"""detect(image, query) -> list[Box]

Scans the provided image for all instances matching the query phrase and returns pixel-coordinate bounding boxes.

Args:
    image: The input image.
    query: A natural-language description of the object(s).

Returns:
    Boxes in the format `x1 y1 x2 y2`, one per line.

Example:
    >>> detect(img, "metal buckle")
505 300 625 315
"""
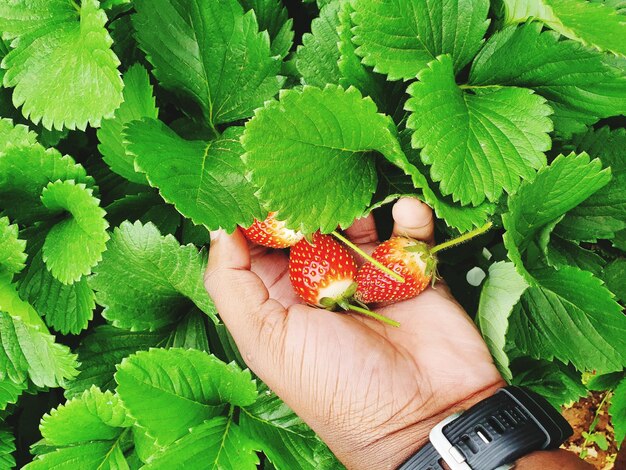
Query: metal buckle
429 412 471 470
429 412 514 470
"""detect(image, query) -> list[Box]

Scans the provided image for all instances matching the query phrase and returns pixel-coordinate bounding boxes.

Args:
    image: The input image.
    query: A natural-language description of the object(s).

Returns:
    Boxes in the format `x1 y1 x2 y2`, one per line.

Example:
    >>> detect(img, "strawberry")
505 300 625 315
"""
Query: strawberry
355 222 494 304
242 212 304 248
289 232 358 308
355 237 436 304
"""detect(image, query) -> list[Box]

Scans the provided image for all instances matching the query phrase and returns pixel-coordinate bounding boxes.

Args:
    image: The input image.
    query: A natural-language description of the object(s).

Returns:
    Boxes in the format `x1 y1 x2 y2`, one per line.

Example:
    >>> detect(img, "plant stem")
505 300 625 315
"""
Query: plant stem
348 304 400 328
430 221 493 255
579 391 612 458
332 231 405 283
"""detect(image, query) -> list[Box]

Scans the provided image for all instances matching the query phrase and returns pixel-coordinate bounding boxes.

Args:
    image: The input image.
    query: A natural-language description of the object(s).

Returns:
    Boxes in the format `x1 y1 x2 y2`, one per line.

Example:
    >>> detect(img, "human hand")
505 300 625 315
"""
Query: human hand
205 199 505 469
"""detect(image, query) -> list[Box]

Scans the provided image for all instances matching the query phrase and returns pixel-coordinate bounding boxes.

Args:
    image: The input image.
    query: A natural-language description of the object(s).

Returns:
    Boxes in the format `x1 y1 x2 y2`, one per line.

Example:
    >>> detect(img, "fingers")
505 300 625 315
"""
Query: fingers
205 229 288 369
392 198 435 243
344 213 379 245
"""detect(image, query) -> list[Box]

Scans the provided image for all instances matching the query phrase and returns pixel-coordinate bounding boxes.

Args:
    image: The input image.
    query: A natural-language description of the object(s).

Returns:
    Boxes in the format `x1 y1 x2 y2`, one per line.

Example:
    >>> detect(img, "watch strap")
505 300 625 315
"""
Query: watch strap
398 386 573 470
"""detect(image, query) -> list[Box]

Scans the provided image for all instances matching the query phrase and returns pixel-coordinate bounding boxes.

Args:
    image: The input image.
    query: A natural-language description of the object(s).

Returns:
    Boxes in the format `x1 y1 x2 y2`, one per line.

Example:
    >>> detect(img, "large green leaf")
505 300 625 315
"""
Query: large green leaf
499 0 626 56
406 55 553 206
115 348 257 446
40 181 109 284
240 385 341 470
502 153 611 277
242 85 412 233
476 262 529 381
296 2 342 87
352 0 490 80
0 278 78 388
508 266 626 373
133 0 284 128
556 127 626 241
0 0 123 130
125 120 263 232
0 217 26 280
98 64 158 185
144 417 259 469
469 23 626 136
90 221 215 331
0 141 93 226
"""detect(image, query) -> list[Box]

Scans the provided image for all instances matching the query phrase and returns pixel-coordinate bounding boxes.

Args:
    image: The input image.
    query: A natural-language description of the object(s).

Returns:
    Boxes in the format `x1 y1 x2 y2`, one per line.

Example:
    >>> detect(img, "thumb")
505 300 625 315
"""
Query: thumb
204 229 287 371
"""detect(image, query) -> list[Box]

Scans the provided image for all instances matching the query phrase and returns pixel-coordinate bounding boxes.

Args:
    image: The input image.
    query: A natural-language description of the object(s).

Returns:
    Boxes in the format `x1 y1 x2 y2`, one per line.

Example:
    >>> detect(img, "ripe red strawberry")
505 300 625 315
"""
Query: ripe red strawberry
355 237 436 304
242 212 304 248
289 233 358 308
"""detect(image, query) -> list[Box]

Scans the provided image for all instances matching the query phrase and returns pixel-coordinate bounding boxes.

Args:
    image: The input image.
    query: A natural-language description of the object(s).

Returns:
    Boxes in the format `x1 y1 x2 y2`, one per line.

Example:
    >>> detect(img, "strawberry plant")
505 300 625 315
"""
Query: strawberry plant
0 0 625 468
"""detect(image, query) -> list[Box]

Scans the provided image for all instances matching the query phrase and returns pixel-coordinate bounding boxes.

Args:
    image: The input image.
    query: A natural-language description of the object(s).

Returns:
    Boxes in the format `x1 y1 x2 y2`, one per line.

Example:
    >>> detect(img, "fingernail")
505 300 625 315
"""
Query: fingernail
209 229 224 243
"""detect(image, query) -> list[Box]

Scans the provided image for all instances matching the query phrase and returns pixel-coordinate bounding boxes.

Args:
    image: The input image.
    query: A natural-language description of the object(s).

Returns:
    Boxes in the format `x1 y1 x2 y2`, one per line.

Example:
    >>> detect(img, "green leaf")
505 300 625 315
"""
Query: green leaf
65 326 165 399
476 262 529 381
556 127 626 241
587 371 625 391
40 387 133 447
511 358 586 408
115 348 257 446
242 85 409 233
502 153 611 277
545 236 606 277
40 180 109 284
144 417 259 469
499 0 626 56
90 221 215 331
0 141 93 226
508 266 626 373
352 0 490 80
396 131 495 231
125 120 263 232
98 64 158 185
240 385 340 470
239 0 294 58
406 55 553 206
24 440 132 470
133 0 284 128
469 23 626 137
0 378 27 411
18 250 95 335
604 259 626 303
0 0 123 130
0 278 78 388
296 2 342 87
0 426 15 469
0 118 38 151
611 377 626 446
0 217 26 280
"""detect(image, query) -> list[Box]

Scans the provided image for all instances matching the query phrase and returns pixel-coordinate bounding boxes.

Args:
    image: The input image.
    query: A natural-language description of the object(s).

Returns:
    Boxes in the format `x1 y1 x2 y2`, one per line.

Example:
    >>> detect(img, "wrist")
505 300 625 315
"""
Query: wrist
514 449 593 469
344 381 505 470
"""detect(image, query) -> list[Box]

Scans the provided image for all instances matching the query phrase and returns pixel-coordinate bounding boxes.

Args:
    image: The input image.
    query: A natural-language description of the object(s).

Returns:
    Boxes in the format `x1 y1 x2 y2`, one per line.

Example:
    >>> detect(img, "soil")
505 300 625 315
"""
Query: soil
562 392 624 469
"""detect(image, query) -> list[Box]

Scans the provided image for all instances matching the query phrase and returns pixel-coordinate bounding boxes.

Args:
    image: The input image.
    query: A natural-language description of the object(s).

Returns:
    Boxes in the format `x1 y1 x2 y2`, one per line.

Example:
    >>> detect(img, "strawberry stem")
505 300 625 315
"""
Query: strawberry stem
331 231 405 283
430 221 493 255
348 304 400 328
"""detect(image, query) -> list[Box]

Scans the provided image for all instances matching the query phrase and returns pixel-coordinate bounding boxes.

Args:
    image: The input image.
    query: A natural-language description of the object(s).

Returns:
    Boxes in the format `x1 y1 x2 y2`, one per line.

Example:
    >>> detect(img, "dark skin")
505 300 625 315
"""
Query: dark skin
205 198 591 470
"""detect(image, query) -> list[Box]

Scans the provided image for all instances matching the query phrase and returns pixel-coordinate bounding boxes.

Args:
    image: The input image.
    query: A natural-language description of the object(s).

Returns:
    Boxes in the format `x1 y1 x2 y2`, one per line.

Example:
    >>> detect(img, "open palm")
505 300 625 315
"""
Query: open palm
205 199 504 469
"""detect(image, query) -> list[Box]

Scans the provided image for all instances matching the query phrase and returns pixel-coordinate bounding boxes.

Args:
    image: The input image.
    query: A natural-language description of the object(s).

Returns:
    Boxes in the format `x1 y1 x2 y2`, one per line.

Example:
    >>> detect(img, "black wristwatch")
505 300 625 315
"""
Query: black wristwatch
397 386 573 470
